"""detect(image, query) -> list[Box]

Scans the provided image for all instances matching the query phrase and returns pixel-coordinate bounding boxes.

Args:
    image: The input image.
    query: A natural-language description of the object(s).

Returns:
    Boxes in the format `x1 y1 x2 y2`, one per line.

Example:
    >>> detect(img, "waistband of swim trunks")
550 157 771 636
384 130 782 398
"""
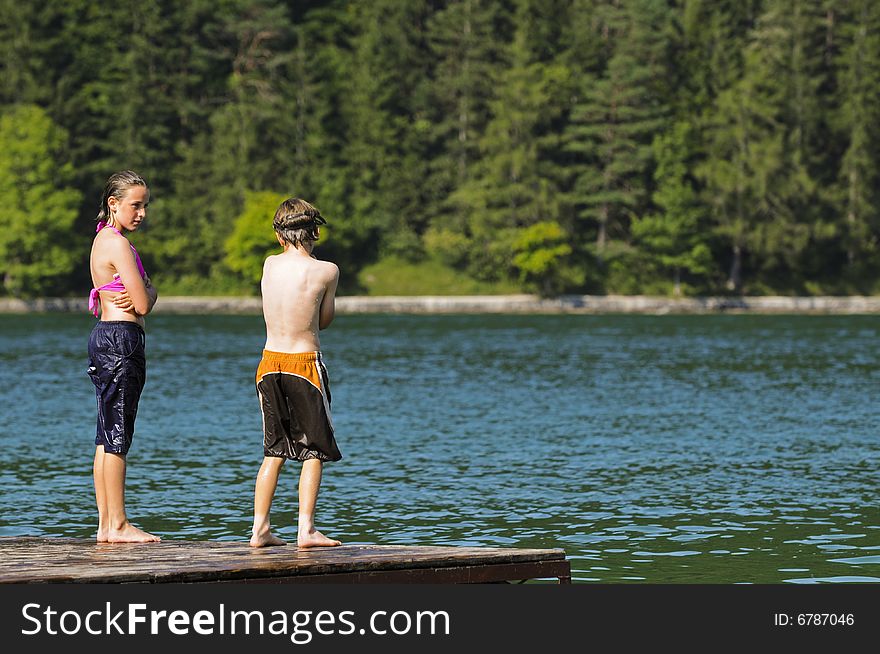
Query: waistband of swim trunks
93 320 145 334
261 349 321 363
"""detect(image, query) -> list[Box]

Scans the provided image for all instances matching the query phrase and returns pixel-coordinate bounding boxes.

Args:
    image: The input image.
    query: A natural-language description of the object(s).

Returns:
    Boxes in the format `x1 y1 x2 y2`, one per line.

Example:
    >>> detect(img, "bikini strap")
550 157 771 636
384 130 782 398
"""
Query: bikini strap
131 245 146 278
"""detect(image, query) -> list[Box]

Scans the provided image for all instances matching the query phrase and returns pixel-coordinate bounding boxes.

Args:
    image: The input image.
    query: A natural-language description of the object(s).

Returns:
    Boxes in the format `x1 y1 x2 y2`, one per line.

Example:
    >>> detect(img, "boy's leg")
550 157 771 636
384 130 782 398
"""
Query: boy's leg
297 459 341 548
250 456 287 547
102 452 161 543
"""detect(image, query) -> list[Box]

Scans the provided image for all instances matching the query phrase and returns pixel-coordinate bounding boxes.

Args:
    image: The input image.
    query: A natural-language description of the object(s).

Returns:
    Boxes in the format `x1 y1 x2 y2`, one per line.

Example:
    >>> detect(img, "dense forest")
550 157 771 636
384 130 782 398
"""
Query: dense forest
1 0 879 297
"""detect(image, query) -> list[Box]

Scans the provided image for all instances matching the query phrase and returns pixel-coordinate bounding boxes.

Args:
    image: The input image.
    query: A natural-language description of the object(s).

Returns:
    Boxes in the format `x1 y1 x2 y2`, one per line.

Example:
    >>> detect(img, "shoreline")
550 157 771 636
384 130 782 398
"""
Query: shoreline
2 294 880 314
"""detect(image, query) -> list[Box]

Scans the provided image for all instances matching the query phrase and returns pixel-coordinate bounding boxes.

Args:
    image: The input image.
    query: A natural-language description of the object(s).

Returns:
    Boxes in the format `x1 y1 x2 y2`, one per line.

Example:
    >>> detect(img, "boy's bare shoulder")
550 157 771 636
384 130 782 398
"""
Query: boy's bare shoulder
263 252 283 269
314 258 339 279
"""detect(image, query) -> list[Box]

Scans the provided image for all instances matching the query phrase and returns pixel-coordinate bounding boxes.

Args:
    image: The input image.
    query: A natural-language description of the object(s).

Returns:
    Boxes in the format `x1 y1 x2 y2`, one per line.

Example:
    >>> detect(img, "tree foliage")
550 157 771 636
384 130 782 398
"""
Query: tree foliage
224 191 288 286
1 0 879 298
0 105 83 296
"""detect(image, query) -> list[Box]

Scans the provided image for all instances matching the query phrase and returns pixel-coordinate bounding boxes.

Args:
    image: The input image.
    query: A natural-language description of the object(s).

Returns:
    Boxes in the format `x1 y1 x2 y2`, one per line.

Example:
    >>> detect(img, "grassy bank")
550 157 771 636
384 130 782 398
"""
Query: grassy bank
357 256 521 295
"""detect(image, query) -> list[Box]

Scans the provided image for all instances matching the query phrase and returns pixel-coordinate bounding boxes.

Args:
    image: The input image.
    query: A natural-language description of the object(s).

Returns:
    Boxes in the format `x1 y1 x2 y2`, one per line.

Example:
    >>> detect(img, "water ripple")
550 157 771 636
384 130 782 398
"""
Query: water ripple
1 313 878 583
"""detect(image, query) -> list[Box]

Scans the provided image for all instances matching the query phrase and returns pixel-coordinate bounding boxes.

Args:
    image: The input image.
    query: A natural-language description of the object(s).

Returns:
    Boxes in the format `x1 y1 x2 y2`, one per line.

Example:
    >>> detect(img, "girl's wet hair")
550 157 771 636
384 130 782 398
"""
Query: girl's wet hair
96 170 148 226
273 198 326 249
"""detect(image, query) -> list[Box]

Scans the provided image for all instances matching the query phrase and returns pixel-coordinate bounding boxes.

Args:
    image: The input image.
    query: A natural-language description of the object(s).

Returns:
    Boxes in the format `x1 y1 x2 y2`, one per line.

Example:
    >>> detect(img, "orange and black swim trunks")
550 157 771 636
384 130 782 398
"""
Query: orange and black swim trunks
256 350 342 462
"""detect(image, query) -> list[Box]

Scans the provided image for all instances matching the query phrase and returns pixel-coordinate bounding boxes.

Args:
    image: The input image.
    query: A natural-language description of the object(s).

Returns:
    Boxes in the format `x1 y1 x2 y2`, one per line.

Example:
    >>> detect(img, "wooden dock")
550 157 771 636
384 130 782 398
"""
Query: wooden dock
0 537 571 584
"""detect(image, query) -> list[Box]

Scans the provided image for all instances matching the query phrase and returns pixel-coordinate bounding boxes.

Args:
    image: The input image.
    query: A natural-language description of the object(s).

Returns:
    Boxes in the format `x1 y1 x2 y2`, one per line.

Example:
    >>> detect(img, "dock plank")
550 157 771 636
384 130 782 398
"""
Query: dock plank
0 537 571 584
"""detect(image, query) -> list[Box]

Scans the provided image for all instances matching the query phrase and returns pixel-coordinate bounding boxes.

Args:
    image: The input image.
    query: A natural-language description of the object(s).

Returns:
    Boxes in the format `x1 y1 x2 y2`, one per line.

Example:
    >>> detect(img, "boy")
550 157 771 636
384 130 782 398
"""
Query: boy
249 198 342 548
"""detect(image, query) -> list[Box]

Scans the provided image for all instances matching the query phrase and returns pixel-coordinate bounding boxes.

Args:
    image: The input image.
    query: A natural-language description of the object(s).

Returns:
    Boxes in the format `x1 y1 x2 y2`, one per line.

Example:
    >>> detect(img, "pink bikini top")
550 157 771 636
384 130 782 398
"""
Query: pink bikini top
88 223 147 317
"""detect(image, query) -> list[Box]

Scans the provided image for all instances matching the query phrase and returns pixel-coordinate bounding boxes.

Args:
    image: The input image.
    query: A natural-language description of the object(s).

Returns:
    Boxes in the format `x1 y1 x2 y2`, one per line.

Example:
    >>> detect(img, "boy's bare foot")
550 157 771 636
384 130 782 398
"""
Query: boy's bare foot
249 530 287 548
297 528 341 548
107 522 161 543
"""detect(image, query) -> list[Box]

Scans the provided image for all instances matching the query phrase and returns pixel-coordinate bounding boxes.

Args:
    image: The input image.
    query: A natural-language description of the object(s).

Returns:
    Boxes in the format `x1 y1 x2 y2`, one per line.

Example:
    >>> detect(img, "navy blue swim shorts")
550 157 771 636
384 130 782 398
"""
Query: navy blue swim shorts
87 321 146 455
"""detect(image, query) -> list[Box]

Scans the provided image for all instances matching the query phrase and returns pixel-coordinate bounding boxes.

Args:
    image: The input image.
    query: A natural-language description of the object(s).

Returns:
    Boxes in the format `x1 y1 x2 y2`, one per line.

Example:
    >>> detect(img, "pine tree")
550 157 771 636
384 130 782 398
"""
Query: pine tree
128 0 293 291
0 0 51 105
559 0 607 76
676 0 763 113
836 0 880 278
187 0 293 281
631 121 711 295
563 0 668 258
281 1 388 278
698 0 828 292
340 0 435 264
451 1 570 286
425 0 509 193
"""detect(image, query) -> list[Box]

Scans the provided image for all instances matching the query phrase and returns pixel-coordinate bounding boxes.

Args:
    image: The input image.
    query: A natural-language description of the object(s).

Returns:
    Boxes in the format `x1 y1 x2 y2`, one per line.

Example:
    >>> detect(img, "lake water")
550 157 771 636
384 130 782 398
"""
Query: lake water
0 312 878 583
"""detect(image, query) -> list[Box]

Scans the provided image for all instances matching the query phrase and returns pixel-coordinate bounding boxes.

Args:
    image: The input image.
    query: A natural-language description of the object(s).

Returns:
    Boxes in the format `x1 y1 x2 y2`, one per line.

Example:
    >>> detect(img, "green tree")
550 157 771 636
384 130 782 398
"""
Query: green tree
451 5 570 285
425 0 509 192
340 0 436 262
207 0 294 220
39 1 186 194
148 0 294 289
224 190 288 286
560 0 608 76
0 105 83 296
675 0 763 114
836 0 880 277
698 77 779 293
563 0 668 257
0 0 53 106
275 1 367 286
632 122 712 295
698 1 826 292
512 220 583 295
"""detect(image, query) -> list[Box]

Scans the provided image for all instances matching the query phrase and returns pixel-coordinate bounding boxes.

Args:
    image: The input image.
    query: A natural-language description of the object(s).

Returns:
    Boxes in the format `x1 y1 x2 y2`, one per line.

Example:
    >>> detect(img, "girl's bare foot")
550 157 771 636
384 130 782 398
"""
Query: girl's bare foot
107 522 161 543
96 528 109 543
297 528 341 548
250 529 287 548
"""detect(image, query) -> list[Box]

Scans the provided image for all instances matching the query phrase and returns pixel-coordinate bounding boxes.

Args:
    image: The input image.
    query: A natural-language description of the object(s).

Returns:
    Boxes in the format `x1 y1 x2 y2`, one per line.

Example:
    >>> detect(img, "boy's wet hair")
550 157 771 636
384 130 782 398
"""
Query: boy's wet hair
273 198 326 249
97 170 148 226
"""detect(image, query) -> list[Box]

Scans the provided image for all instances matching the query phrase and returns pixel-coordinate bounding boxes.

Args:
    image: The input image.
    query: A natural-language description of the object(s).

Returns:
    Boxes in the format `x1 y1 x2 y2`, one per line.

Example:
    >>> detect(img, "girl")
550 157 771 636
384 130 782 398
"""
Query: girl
86 170 159 543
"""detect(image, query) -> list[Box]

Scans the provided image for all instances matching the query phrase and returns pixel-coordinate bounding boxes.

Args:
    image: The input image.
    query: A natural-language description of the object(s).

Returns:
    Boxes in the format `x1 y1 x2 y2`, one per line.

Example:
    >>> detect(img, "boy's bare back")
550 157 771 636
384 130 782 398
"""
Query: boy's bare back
261 249 339 353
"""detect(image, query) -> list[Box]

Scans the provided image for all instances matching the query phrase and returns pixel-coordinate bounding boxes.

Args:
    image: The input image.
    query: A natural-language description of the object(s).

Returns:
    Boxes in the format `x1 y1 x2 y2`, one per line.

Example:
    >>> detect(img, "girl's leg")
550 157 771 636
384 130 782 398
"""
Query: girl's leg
102 452 160 543
93 445 108 542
